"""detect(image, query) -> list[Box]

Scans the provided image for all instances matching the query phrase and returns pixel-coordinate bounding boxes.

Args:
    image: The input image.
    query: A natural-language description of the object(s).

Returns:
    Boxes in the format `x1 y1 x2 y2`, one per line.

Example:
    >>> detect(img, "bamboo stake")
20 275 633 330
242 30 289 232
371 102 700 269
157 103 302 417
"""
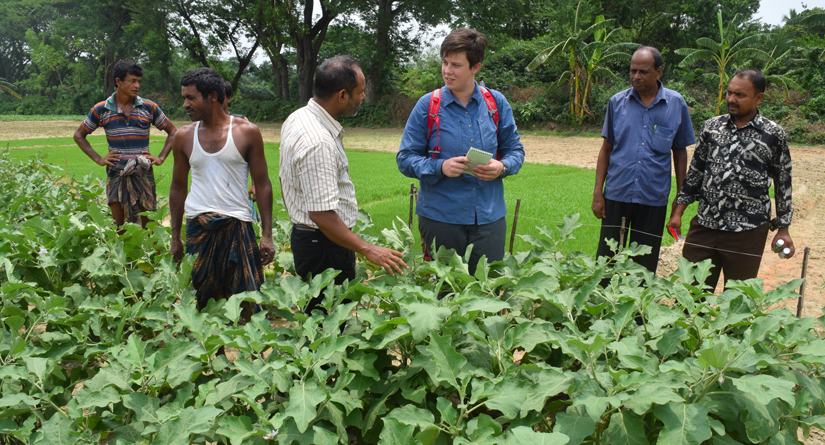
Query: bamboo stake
619 217 627 247
509 199 522 255
796 247 811 318
408 182 415 230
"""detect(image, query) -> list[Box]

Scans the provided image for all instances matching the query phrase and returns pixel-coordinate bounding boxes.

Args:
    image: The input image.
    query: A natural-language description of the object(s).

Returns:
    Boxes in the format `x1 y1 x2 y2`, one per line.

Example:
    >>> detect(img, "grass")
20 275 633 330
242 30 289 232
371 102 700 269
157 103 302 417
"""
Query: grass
2 136 695 257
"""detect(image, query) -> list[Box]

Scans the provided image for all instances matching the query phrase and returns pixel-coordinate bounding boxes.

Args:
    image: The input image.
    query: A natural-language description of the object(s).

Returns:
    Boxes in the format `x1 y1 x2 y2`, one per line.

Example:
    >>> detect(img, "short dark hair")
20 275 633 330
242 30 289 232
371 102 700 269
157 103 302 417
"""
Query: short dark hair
224 80 234 99
441 28 487 67
314 55 361 99
733 69 766 94
113 59 142 84
181 67 226 104
633 46 663 70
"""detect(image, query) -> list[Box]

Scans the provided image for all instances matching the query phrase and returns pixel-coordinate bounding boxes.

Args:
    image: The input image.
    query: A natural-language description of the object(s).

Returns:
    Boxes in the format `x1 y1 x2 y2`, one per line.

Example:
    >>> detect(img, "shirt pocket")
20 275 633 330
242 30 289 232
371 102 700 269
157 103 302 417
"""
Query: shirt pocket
652 125 675 154
477 116 497 154
137 120 151 130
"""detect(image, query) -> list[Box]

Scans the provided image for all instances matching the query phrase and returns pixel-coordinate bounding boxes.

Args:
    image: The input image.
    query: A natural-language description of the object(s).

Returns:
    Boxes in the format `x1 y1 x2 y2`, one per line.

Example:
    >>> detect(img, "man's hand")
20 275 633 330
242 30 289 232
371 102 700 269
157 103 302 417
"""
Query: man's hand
441 156 471 178
259 236 275 265
248 184 257 201
665 215 682 239
771 228 795 259
363 244 408 276
96 152 121 167
171 238 184 263
591 192 606 219
473 159 504 181
141 150 163 166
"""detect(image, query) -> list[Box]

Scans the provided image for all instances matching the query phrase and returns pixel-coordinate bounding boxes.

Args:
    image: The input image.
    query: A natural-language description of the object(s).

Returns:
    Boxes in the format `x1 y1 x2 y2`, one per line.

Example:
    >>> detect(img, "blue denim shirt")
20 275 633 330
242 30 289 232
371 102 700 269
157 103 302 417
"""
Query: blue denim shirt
602 81 696 206
397 85 525 225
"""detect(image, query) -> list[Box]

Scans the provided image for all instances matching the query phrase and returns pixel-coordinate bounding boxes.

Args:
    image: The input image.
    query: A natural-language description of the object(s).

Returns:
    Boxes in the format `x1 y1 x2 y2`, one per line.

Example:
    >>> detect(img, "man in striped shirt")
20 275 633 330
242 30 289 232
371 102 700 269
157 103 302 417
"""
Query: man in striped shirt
280 56 407 313
73 59 177 227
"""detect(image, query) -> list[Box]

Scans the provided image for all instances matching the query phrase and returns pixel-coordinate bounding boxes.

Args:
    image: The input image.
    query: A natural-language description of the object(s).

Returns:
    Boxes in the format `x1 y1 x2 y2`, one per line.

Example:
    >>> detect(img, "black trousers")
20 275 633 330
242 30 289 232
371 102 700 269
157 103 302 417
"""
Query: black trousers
682 217 770 291
291 225 356 314
595 198 667 274
419 215 506 276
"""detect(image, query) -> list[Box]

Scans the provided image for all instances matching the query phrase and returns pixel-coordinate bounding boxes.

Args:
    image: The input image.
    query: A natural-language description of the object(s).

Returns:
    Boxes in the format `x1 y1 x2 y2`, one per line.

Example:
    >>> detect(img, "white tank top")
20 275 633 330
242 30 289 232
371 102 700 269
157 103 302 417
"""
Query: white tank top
184 117 253 222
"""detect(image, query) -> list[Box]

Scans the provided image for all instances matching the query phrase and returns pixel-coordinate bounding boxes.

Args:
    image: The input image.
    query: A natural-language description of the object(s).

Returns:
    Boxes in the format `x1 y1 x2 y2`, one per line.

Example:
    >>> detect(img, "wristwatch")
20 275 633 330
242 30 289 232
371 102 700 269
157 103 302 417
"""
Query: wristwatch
500 165 509 178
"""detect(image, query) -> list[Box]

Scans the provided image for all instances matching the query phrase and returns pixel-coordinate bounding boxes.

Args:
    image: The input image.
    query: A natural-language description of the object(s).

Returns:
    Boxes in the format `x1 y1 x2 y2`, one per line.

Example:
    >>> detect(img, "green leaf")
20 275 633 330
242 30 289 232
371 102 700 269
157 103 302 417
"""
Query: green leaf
696 342 730 370
286 379 327 433
75 386 121 409
122 392 164 424
521 370 574 416
378 417 416 445
554 411 596 445
470 376 532 419
122 333 149 369
731 375 795 405
404 303 452 343
624 385 685 416
602 410 649 445
33 413 78 445
503 426 570 445
25 357 51 382
216 416 254 445
567 334 611 355
152 406 221 445
109 422 145 445
313 426 339 445
657 328 689 358
426 333 468 390
654 402 712 444
387 405 435 428
437 397 458 426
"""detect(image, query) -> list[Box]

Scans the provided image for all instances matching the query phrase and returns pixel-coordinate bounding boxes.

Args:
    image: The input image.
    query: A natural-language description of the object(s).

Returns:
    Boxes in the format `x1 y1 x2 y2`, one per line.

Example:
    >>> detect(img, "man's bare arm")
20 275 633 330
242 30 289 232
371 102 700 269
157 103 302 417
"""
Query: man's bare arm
246 126 275 264
73 125 120 167
155 122 178 165
169 129 191 262
308 210 408 275
591 138 613 219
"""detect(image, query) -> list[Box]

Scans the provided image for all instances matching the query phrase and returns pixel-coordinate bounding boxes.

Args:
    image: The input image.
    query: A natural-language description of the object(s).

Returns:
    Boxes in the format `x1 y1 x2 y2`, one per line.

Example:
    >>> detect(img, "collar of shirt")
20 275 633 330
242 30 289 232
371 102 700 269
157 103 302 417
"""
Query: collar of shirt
307 98 344 141
437 83 484 108
626 80 668 108
721 110 765 132
104 93 144 113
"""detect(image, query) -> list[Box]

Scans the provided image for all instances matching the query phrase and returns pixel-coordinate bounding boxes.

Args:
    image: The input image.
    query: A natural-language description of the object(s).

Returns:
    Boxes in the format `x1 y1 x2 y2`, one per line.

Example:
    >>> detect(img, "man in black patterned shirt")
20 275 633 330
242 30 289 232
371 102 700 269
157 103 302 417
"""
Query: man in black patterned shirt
667 69 795 290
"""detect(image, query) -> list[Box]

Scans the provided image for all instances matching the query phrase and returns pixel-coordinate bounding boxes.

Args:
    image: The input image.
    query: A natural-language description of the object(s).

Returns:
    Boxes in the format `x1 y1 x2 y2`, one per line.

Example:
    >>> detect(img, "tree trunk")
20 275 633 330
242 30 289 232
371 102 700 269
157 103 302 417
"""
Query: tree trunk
366 0 396 103
103 48 116 96
279 57 290 100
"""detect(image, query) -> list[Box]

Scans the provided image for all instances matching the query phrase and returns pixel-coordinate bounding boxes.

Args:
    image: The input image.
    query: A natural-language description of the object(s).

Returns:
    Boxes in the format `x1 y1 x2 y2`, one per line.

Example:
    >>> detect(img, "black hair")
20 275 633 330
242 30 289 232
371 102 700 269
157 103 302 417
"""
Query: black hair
633 46 664 70
314 55 361 99
224 80 234 99
113 59 142 85
180 67 226 104
733 69 767 94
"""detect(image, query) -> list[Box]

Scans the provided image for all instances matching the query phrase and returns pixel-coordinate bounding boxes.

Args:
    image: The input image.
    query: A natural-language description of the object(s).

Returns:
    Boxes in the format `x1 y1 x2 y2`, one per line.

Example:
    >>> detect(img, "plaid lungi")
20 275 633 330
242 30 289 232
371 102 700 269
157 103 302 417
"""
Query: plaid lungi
185 212 264 309
106 164 156 223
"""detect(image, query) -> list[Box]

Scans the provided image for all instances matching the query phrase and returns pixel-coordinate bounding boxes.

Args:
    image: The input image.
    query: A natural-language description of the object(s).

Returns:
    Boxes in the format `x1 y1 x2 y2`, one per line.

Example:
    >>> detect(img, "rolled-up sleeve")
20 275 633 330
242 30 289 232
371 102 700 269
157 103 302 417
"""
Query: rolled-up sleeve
296 142 340 212
493 92 525 176
397 94 445 180
676 121 710 206
770 130 793 229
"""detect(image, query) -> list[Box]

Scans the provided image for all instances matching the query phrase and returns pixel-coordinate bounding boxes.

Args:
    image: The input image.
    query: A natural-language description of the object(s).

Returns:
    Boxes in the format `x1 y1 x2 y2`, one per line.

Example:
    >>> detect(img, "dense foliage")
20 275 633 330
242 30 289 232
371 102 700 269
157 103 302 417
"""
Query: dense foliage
2 154 825 444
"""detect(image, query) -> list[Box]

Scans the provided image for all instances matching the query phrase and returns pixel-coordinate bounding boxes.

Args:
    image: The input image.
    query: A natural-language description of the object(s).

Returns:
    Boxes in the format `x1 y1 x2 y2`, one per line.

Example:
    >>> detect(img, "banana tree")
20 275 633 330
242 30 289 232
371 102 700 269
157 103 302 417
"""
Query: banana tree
760 28 804 98
676 11 772 114
527 1 636 122
0 78 21 100
788 10 825 61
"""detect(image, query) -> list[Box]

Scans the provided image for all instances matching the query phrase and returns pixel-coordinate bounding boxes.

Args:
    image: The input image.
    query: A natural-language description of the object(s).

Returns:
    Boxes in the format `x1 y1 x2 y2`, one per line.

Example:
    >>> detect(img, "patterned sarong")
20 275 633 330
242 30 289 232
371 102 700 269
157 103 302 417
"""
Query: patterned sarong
185 212 263 309
106 157 156 223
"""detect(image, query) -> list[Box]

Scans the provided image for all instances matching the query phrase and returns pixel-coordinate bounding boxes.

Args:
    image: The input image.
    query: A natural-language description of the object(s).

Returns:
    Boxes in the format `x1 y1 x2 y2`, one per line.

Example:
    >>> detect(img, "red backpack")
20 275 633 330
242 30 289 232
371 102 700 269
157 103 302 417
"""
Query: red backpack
426 86 500 159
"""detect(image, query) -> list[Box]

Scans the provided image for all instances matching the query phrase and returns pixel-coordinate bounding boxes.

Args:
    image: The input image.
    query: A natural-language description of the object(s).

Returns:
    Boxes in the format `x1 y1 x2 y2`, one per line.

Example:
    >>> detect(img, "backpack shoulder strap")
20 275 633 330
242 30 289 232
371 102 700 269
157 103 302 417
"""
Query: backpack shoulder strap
479 86 499 130
426 88 442 159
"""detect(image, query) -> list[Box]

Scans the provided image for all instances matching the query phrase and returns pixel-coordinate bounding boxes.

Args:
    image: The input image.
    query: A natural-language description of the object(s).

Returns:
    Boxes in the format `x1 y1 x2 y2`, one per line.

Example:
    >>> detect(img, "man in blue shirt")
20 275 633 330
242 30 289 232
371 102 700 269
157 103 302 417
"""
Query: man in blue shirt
592 46 695 273
398 28 525 275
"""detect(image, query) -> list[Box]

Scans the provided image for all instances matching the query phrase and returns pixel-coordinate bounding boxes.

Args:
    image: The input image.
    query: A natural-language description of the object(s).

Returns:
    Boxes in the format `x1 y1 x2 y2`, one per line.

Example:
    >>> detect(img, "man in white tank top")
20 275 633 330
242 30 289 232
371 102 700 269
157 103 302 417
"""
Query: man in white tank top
280 56 407 314
168 67 275 310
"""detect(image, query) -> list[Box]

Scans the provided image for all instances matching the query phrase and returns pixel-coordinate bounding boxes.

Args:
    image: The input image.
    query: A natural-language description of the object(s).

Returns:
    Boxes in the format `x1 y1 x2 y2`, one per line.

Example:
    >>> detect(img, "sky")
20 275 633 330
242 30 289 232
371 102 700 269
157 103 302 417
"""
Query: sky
756 0 825 25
